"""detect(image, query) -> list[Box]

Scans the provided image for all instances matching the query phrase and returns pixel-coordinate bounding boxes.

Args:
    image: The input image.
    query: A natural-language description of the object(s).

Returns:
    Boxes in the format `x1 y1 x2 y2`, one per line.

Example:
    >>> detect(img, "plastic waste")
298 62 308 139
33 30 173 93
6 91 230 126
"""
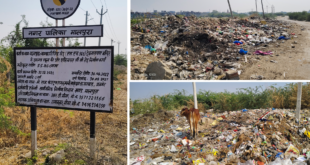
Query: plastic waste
234 41 243 45
278 36 290 40
254 50 273 55
170 145 177 153
238 160 255 165
239 49 248 55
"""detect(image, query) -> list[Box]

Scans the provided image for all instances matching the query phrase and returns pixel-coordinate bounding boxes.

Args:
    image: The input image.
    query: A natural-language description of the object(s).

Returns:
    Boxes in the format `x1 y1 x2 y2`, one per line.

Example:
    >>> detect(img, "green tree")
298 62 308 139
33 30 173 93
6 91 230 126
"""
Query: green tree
114 54 127 66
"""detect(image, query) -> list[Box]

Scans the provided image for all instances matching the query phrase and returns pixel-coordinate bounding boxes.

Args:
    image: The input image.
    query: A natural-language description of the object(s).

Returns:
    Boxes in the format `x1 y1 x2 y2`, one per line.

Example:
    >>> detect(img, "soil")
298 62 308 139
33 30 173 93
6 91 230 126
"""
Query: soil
241 16 310 80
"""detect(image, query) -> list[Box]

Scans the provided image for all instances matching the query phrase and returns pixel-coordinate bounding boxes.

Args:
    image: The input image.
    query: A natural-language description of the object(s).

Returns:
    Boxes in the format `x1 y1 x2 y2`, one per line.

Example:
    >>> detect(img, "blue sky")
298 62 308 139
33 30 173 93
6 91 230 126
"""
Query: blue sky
130 82 302 100
131 0 309 13
0 0 127 54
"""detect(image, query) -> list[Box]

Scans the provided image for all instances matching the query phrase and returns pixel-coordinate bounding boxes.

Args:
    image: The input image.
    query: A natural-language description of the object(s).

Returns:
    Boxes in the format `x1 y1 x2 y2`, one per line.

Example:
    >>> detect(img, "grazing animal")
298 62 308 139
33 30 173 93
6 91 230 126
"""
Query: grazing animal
180 107 200 138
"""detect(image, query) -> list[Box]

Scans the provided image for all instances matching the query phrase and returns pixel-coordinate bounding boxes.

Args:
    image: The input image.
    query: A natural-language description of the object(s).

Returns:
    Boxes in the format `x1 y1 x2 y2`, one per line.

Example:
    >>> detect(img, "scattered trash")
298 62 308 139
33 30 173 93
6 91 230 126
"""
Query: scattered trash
131 16 298 80
131 108 310 165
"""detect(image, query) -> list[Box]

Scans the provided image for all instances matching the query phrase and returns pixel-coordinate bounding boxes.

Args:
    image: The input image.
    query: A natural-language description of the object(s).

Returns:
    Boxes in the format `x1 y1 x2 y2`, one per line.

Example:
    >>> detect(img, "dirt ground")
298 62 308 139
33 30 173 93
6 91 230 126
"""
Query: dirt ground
0 74 128 165
241 16 310 80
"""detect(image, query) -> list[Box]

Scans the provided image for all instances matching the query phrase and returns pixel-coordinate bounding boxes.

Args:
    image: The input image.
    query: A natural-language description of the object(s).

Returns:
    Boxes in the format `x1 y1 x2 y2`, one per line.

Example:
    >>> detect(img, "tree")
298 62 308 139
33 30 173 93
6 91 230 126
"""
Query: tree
114 54 127 66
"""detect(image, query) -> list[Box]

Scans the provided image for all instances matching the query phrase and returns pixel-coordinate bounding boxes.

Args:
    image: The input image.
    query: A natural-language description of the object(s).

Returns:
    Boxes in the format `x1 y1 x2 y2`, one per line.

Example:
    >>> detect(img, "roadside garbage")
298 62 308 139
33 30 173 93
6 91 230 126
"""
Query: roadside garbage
278 36 290 40
131 15 299 80
254 50 273 55
239 49 248 55
131 108 310 165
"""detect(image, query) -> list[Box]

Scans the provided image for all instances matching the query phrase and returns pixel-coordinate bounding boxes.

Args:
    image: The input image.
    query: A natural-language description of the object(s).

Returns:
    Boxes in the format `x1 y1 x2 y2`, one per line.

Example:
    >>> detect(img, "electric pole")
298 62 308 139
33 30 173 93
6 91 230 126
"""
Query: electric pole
255 0 258 14
125 48 127 56
97 6 108 46
117 41 121 55
267 5 268 13
84 11 93 47
111 39 115 46
193 82 198 109
227 0 233 18
296 82 302 125
261 0 265 19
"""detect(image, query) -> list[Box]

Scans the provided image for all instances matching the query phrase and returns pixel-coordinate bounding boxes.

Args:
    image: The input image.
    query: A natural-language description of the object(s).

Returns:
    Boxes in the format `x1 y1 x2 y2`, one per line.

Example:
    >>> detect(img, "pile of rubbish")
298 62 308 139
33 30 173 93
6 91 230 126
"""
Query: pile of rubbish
131 16 300 80
130 108 310 165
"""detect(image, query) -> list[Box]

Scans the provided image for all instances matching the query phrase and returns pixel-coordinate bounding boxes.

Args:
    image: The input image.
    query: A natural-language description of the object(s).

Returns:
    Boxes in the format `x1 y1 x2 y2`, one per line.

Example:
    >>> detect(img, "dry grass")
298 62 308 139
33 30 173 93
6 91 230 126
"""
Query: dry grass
0 71 127 164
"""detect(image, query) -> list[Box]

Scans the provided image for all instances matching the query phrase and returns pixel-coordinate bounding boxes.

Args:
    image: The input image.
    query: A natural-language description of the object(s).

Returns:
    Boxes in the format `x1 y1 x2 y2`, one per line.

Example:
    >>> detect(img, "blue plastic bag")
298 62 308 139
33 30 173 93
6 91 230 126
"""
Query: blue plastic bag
239 49 248 55
234 41 243 44
278 36 290 40
145 45 152 50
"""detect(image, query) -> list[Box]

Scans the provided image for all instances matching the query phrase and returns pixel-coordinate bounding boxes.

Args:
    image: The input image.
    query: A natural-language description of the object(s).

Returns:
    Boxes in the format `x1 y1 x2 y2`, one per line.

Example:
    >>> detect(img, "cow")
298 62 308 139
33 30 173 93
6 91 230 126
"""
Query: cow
180 107 200 138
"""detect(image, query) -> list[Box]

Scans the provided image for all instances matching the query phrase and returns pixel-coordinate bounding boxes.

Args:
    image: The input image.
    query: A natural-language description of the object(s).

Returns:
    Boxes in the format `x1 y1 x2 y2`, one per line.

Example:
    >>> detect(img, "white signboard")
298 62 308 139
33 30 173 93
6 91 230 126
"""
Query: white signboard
14 47 113 112
23 25 103 39
41 0 81 19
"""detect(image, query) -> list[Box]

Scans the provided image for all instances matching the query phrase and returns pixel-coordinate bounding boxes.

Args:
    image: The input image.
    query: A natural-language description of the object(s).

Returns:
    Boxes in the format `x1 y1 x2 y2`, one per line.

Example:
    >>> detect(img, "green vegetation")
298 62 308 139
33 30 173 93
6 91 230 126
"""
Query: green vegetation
114 54 127 66
74 159 86 164
131 18 143 25
208 10 248 18
131 83 309 116
54 143 69 153
288 11 310 21
26 151 38 165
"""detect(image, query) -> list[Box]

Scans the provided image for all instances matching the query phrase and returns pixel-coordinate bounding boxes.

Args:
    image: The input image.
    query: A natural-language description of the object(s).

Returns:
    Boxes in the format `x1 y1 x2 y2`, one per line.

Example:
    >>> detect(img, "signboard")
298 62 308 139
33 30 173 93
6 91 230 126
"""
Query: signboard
41 0 81 19
23 25 103 39
14 47 113 112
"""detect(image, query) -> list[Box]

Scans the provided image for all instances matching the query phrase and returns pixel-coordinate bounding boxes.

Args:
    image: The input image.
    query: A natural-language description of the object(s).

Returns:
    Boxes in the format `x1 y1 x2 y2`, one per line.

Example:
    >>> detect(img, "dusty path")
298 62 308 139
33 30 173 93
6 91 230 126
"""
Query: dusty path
241 16 310 80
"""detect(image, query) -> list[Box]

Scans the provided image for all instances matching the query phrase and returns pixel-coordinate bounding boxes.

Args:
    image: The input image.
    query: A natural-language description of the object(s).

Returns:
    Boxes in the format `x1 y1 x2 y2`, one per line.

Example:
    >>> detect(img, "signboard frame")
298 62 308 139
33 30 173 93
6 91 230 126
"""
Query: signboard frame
40 0 81 20
14 46 114 113
22 25 104 39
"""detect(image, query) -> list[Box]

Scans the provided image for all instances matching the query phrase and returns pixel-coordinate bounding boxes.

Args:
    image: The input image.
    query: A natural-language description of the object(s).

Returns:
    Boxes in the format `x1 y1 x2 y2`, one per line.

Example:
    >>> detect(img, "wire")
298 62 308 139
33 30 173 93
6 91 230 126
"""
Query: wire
91 17 97 24
103 0 118 40
104 14 117 40
90 0 98 10
79 7 86 12
99 0 103 6
107 12 118 40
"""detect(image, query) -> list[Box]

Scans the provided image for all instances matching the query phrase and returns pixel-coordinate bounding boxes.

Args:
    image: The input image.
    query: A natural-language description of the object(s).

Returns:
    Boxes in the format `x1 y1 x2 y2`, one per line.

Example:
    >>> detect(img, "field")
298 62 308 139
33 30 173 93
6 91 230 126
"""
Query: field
0 58 127 165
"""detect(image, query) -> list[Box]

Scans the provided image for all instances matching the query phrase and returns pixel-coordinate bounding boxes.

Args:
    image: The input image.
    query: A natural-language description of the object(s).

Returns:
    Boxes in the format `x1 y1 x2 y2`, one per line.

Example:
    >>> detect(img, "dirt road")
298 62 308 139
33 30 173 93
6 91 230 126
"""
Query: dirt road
241 16 310 80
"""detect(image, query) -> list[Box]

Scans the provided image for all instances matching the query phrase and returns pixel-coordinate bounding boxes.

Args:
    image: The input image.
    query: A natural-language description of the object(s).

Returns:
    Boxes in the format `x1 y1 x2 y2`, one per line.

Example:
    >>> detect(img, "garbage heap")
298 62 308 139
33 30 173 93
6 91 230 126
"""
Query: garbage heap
130 109 310 165
131 16 300 80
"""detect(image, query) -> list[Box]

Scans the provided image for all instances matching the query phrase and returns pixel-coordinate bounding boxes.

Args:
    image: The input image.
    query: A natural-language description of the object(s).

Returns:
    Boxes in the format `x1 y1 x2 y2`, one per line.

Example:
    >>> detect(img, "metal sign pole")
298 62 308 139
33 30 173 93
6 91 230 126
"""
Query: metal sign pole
31 106 37 157
90 111 96 163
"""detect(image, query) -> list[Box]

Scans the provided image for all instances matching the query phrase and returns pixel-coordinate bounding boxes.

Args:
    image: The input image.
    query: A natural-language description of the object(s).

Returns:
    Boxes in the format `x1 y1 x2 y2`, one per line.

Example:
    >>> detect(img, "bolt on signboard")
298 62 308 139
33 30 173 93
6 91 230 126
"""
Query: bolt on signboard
17 1 114 161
